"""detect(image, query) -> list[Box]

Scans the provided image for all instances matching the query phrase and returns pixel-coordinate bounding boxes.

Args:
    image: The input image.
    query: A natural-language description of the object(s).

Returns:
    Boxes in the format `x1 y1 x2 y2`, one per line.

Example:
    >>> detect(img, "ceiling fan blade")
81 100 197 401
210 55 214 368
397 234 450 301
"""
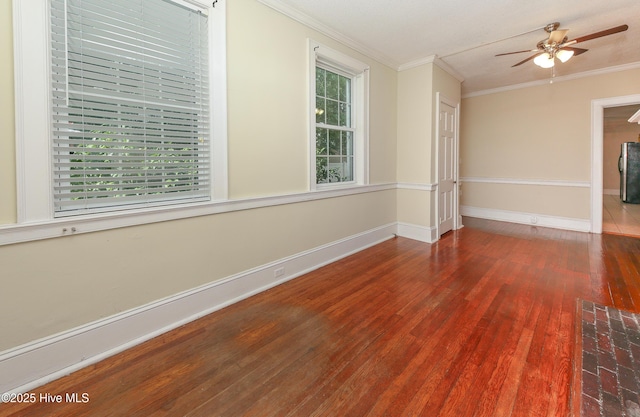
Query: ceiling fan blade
495 49 538 57
560 46 589 56
566 24 628 45
512 53 541 67
549 29 568 44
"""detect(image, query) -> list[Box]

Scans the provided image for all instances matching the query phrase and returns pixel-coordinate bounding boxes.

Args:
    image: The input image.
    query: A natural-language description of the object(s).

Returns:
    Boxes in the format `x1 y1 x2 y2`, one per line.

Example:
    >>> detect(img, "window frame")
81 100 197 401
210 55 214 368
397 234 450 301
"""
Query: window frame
13 0 227 224
308 39 369 190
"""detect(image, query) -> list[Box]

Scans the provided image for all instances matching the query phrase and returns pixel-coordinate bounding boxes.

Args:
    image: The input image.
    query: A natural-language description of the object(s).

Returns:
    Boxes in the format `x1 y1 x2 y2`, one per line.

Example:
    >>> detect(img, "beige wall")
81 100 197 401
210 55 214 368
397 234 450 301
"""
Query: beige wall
0 0 16 224
0 0 398 350
603 119 640 191
396 62 462 227
432 65 462 157
227 0 398 198
397 64 433 183
0 191 396 349
460 68 640 219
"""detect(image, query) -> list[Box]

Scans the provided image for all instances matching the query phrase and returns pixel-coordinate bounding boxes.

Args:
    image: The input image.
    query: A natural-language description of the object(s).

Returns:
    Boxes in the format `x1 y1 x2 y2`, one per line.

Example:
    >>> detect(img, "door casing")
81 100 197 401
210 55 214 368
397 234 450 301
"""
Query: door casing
436 93 461 237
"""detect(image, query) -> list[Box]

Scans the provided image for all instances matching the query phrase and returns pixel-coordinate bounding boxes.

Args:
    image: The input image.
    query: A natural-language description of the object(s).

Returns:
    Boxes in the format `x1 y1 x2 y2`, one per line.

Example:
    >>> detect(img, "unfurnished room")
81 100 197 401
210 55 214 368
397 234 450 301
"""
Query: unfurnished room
1 0 640 416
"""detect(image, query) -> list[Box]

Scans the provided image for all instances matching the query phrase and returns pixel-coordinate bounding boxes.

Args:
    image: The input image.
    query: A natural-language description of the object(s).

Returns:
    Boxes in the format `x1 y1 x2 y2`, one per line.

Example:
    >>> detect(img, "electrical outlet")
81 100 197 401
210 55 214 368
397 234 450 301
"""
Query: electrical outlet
274 267 285 278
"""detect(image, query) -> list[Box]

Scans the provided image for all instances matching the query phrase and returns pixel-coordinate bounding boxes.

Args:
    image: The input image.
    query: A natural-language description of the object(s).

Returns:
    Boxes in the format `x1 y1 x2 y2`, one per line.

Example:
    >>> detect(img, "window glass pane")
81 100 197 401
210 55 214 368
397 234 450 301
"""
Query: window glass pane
315 97 326 124
316 128 328 155
329 129 341 155
316 67 325 96
316 157 328 183
343 157 354 181
342 131 353 155
339 102 350 127
339 76 350 102
326 100 339 125
327 156 342 182
326 71 339 100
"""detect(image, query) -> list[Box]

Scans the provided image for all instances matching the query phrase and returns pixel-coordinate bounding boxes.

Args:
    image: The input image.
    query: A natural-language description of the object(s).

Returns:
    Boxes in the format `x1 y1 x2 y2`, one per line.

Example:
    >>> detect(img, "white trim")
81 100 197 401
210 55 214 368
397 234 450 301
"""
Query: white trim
13 0 228 222
176 0 210 13
396 222 438 244
461 205 590 232
604 189 619 196
461 177 591 188
13 0 53 223
435 93 461 238
399 55 465 83
211 1 229 200
591 94 640 234
309 39 370 190
256 0 398 69
464 62 640 98
0 183 395 246
0 223 397 393
397 182 437 191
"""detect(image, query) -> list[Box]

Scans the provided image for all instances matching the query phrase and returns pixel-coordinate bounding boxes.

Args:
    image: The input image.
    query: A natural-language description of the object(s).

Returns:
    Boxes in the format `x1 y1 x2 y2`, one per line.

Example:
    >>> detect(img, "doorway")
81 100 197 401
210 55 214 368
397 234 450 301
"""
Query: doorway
436 93 460 237
601 105 640 236
591 94 640 234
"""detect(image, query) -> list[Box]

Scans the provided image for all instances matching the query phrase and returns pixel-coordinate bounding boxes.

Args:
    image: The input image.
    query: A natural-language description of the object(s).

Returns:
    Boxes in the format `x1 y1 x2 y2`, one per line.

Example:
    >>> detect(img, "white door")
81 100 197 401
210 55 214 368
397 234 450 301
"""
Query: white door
438 99 457 236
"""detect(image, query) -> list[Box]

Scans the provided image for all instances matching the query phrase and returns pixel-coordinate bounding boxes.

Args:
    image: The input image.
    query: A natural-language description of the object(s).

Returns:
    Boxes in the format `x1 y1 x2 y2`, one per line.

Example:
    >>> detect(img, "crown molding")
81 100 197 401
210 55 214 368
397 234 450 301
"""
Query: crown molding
253 0 468 83
463 61 640 99
255 0 399 70
398 54 437 71
398 55 465 83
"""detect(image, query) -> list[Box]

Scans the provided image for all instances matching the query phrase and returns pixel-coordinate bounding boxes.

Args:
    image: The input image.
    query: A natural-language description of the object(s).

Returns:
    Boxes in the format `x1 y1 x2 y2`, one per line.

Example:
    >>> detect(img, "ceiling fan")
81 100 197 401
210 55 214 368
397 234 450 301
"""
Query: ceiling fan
497 22 629 68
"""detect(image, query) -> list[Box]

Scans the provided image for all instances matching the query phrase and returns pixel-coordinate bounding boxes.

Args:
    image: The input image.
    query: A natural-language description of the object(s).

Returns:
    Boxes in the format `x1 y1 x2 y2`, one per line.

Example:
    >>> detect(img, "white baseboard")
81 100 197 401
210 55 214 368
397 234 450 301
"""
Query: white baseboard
461 206 591 232
396 222 438 243
0 223 397 394
604 189 619 196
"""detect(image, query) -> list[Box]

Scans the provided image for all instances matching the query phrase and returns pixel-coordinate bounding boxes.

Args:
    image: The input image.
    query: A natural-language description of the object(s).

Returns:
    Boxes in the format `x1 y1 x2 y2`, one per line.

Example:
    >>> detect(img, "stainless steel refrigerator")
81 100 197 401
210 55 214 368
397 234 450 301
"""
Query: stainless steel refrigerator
619 142 640 203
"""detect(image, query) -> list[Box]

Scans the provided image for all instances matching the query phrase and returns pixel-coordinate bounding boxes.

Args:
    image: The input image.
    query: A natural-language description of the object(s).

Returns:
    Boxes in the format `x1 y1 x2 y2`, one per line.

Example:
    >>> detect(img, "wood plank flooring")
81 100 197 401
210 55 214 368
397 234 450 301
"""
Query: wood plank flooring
3 217 640 416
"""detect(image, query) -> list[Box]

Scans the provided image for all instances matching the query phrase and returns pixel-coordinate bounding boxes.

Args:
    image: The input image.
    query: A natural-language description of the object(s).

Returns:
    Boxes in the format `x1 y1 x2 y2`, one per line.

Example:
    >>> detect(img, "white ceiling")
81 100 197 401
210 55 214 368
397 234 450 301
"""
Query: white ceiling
259 0 640 95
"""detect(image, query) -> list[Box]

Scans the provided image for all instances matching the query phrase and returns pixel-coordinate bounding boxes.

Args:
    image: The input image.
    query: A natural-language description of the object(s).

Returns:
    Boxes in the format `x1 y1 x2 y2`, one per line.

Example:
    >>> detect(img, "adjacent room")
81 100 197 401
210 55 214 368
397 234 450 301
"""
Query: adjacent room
602 105 640 237
1 0 640 415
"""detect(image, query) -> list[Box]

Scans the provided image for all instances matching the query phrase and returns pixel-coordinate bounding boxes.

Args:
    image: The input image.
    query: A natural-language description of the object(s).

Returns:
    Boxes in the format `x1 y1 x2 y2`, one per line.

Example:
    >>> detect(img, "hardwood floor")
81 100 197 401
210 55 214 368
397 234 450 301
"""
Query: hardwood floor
2 217 640 417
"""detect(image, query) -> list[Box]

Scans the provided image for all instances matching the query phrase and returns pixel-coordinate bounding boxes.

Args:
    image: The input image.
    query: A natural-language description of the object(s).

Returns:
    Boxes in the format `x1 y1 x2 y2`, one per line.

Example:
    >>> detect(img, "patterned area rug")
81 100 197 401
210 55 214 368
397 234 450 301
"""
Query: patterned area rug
578 300 640 417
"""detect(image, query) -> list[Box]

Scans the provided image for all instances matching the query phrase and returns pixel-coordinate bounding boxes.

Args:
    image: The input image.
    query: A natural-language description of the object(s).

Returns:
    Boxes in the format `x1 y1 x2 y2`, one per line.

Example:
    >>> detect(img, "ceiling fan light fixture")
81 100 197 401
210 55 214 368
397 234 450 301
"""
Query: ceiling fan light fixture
533 53 554 68
556 49 574 63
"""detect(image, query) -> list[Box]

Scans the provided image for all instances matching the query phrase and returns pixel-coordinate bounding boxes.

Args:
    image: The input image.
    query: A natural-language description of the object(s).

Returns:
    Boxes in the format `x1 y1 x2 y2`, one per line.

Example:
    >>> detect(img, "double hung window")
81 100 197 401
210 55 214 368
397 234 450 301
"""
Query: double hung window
315 66 353 183
13 0 225 225
50 0 212 216
309 40 369 188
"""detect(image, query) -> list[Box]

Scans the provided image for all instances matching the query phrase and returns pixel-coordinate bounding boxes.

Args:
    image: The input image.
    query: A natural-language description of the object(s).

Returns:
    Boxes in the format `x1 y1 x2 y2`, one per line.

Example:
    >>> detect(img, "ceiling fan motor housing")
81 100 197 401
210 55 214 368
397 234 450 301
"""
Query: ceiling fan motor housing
544 22 561 33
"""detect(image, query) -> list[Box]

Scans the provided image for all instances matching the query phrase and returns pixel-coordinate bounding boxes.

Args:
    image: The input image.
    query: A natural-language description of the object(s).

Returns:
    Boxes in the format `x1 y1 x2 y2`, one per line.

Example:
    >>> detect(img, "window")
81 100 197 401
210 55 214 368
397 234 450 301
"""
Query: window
315 67 353 183
309 40 369 189
14 0 226 223
50 0 211 216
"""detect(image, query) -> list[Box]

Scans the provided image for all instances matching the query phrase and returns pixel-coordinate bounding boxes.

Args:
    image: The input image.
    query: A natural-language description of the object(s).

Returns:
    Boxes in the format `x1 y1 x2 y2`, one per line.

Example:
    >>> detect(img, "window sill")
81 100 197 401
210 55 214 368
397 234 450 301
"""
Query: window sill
0 183 396 246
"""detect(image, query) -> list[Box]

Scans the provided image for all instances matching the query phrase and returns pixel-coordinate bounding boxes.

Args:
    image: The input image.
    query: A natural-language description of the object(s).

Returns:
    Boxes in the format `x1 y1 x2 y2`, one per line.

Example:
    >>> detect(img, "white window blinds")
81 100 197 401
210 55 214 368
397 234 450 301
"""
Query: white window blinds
50 0 210 216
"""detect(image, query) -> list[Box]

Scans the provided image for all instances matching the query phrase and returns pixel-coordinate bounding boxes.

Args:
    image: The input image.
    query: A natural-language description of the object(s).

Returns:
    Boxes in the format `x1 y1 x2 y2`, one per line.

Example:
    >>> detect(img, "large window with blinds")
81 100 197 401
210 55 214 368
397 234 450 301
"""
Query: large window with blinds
50 0 212 216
